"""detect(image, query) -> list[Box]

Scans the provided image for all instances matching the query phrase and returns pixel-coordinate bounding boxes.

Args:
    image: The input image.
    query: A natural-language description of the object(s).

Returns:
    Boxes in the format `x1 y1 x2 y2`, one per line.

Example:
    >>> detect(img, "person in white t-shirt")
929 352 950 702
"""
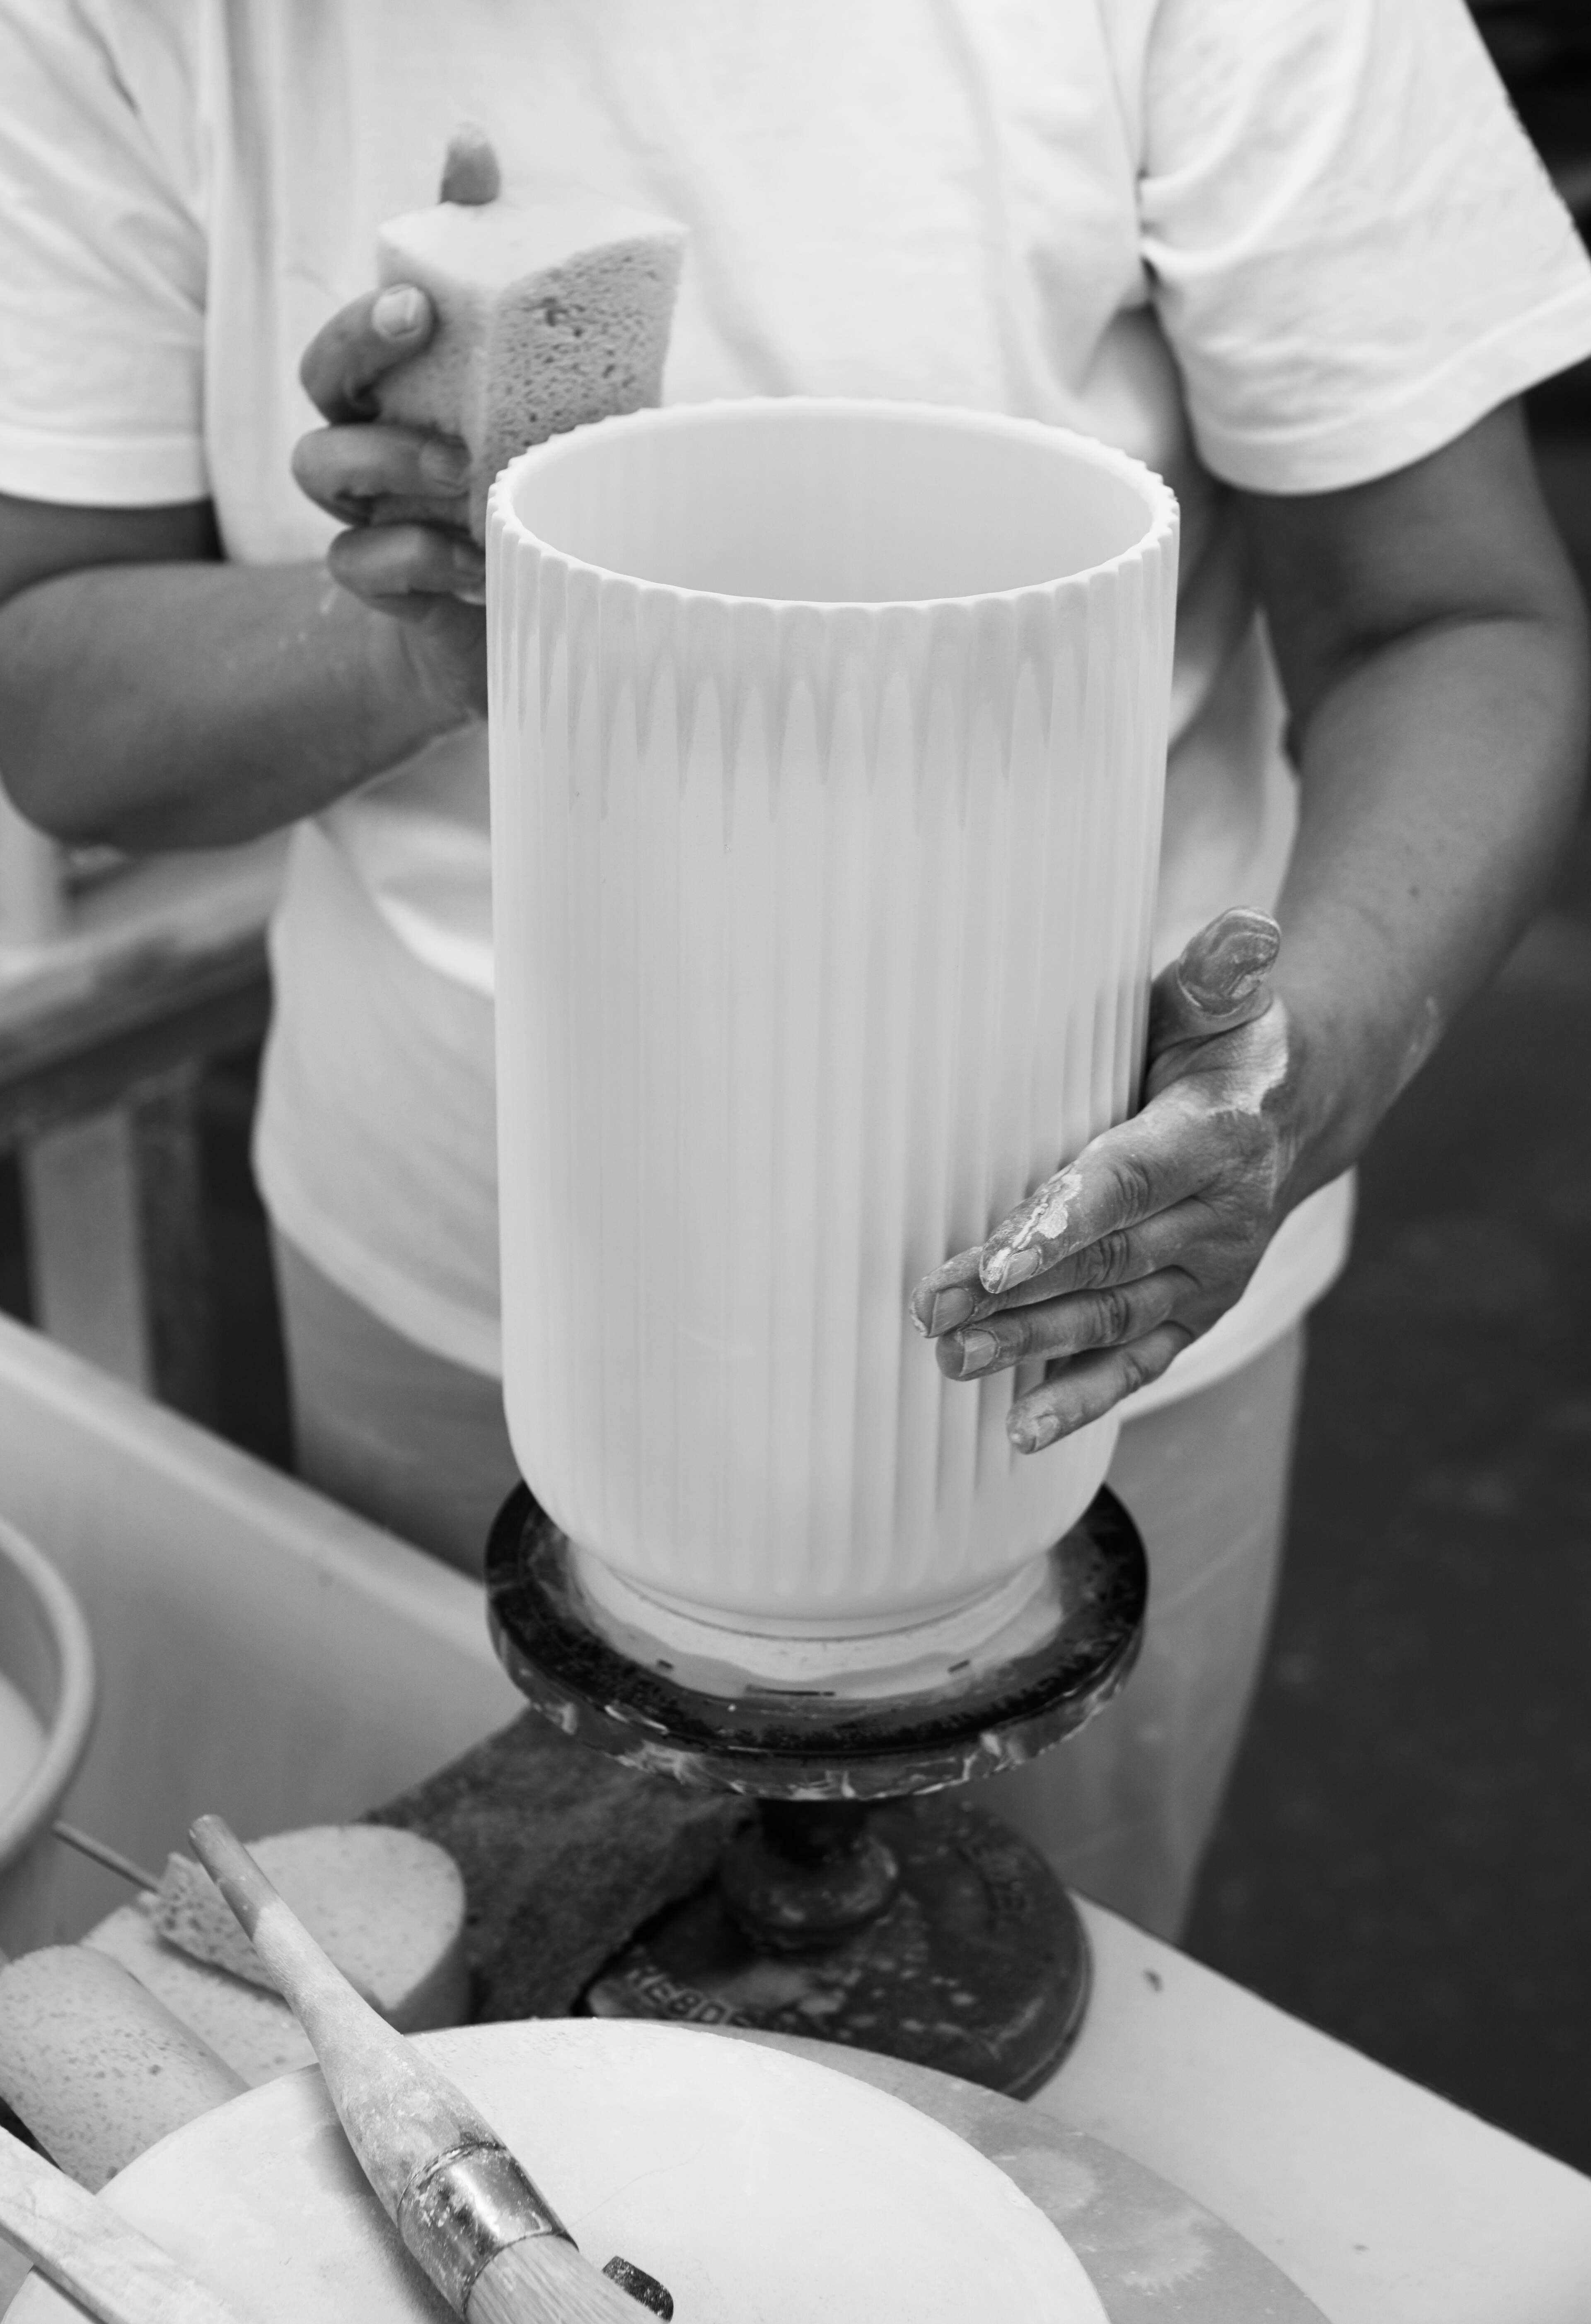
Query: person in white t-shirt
0 0 1588 1937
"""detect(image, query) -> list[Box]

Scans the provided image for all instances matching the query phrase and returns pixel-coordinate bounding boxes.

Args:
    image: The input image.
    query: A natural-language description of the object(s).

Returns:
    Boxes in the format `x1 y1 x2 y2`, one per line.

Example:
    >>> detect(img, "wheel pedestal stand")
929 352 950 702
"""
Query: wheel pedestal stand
485 1487 1148 2097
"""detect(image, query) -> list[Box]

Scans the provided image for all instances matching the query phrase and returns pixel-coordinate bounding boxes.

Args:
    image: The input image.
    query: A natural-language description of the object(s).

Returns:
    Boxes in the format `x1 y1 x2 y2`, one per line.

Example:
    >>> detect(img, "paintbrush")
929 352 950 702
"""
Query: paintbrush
187 1816 671 2324
0 2120 247 2324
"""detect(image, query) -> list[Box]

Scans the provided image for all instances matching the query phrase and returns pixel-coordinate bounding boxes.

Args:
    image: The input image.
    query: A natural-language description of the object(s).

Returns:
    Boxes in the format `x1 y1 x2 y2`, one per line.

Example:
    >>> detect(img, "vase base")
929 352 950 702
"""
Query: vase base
566 1544 1079 1703
485 1484 1146 1799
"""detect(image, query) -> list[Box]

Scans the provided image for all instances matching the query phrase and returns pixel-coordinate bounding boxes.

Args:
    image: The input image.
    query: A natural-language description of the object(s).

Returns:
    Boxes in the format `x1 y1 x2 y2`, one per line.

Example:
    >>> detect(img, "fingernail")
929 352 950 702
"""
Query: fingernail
373 285 426 340
952 1328 1001 1377
1176 909 1281 1015
981 1244 1043 1295
928 1287 975 1335
421 438 472 489
1180 953 1263 1013
1008 1410 1061 1455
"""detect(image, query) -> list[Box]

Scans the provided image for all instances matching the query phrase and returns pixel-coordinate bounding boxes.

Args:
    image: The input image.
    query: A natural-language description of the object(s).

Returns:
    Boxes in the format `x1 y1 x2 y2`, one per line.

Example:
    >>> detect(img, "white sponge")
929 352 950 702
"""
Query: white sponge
84 1900 313 2087
0 1947 244 2189
377 168 685 534
149 1824 469 2033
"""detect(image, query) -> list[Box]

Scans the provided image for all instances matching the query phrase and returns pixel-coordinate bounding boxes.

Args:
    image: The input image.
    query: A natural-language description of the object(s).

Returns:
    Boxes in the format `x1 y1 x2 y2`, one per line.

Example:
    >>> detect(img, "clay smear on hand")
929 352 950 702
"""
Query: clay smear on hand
979 1163 1086 1295
1173 907 1280 1020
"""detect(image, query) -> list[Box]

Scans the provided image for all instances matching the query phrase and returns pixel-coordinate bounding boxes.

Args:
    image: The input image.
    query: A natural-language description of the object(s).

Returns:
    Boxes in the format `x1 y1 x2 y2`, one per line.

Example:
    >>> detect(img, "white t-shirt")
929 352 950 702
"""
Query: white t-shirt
2 0 1588 1388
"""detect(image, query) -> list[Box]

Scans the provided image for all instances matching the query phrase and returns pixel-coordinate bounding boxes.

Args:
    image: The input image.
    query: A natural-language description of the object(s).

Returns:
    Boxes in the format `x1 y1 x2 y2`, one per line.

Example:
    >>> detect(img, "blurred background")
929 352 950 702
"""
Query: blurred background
0 0 1586 2179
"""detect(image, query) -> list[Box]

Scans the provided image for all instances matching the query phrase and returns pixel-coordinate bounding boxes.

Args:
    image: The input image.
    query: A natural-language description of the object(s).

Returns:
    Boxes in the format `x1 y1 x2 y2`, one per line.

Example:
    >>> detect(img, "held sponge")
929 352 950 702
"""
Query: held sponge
377 130 685 536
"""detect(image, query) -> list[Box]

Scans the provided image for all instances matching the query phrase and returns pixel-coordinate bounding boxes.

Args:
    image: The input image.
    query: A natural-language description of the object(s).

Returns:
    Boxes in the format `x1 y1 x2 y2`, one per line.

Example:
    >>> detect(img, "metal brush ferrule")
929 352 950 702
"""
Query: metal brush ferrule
395 2140 572 2316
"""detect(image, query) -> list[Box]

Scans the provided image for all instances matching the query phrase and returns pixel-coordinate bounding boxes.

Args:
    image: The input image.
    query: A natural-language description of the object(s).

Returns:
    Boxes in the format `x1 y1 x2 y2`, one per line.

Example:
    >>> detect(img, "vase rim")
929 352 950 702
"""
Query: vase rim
487 394 1179 616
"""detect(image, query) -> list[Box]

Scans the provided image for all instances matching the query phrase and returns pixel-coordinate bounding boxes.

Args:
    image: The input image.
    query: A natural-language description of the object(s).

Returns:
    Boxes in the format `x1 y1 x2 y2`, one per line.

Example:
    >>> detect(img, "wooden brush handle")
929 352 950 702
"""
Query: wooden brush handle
187 1821 658 2324
0 2124 247 2324
186 1815 365 2034
188 1817 484 2195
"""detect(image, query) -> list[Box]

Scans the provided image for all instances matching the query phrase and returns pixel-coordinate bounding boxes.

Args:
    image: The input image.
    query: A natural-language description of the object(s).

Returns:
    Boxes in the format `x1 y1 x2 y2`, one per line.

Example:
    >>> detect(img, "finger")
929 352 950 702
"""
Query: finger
975 1161 1091 1298
1151 907 1281 1048
977 1117 1169 1297
1008 1200 1213 1302
293 424 471 524
440 124 502 204
1006 1324 1193 1453
300 285 436 424
353 587 487 721
364 584 488 671
978 1058 1257 1304
381 584 488 682
913 1195 1216 1338
907 1247 985 1338
937 1268 1187 1380
327 521 485 605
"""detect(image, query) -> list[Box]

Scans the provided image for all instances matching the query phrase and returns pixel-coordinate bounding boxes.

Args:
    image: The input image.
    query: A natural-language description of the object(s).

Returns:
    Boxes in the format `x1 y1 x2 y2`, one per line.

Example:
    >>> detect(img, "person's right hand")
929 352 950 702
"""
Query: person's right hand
293 285 486 720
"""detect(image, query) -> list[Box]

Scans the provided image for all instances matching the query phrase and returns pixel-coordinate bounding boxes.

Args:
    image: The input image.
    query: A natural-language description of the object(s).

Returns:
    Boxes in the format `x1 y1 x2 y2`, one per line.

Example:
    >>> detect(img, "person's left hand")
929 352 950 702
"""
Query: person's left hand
908 907 1310 1449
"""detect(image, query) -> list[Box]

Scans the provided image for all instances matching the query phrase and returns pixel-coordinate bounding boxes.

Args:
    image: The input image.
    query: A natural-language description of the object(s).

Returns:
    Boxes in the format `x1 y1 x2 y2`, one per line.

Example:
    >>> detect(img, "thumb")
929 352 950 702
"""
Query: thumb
1151 906 1281 1046
440 124 502 205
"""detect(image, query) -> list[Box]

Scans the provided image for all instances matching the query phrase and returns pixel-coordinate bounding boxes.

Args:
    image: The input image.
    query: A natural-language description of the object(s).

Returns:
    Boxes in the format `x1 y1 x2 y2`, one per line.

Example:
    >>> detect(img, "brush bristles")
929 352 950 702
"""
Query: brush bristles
467 2238 653 2324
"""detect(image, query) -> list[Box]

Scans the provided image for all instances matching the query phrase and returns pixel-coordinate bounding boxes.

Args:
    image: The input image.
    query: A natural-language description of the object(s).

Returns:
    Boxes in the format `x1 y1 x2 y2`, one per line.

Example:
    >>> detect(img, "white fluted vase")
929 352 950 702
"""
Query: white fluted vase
488 399 1177 1631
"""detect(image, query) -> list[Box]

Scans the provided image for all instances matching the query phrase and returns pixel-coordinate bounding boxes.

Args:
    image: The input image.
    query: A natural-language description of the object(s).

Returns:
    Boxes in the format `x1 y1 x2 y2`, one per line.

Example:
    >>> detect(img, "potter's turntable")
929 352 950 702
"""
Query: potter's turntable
486 1482 1146 2097
479 395 1178 2098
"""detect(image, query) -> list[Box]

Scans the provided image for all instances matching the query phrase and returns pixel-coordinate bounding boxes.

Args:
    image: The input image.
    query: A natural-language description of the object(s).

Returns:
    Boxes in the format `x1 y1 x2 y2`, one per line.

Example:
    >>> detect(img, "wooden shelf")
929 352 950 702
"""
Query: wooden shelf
0 842 282 1147
0 824 287 1420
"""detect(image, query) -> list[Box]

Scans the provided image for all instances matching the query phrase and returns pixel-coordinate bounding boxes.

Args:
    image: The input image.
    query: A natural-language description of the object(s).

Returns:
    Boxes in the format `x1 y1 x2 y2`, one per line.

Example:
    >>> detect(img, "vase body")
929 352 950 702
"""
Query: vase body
488 399 1177 1628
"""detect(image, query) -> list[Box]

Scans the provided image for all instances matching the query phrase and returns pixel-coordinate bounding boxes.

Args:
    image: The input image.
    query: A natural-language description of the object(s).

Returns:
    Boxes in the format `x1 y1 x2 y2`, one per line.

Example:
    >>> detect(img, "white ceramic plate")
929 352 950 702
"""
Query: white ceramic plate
11 2020 1107 2324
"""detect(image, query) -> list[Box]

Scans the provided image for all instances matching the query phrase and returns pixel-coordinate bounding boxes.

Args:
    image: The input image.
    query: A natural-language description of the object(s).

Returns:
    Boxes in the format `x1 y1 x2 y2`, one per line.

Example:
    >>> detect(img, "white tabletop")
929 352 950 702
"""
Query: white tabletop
1039 1898 1591 2324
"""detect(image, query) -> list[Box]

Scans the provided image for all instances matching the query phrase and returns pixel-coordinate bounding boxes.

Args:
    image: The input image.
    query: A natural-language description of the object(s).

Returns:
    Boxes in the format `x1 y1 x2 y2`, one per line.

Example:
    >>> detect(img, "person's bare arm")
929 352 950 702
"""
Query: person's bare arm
912 400 1589 1446
0 287 486 851
1252 399 1586 1175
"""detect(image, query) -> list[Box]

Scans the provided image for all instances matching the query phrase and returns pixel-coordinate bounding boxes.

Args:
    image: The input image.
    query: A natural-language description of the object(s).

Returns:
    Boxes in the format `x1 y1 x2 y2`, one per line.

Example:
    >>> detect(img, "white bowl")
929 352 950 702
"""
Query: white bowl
10 2019 1107 2324
0 1516 95 1953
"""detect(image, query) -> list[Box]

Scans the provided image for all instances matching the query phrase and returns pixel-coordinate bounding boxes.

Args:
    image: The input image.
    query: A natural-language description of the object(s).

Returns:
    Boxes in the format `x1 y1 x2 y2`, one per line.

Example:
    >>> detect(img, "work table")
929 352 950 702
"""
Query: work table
0 1313 1585 2322
1050 1899 1591 2324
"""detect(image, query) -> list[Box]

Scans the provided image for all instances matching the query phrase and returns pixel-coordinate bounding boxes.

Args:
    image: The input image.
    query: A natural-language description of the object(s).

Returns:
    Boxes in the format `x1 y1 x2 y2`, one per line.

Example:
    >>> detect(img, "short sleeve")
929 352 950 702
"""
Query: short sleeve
0 0 207 505
1139 0 1591 493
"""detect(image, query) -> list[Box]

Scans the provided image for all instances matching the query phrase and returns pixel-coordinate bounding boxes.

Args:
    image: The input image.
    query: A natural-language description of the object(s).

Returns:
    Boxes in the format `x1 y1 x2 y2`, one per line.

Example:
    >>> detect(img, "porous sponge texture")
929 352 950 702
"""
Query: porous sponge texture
85 1899 314 2086
377 196 684 535
0 1947 244 2188
481 240 682 516
151 1824 469 2032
